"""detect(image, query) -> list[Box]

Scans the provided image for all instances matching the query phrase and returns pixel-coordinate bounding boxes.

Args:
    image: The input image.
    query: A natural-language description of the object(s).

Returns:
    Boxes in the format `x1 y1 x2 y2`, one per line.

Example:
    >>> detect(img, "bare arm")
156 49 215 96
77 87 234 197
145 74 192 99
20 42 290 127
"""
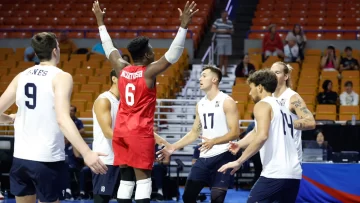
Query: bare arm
320 56 328 68
237 129 256 149
236 102 271 165
0 74 20 115
290 94 316 130
172 104 202 150
154 132 169 146
94 98 113 139
211 98 240 144
0 114 15 124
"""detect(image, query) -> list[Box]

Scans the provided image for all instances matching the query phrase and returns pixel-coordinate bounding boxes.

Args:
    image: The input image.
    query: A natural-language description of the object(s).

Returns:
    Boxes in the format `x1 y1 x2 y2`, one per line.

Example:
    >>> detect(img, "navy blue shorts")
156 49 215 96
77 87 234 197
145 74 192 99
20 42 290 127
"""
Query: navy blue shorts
10 157 67 202
188 151 235 189
247 176 300 203
92 165 121 196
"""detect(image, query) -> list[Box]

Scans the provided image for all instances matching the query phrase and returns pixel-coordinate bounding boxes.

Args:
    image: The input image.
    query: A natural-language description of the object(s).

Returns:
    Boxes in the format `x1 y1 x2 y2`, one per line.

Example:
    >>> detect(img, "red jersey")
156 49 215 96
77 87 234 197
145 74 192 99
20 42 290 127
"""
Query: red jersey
114 65 156 138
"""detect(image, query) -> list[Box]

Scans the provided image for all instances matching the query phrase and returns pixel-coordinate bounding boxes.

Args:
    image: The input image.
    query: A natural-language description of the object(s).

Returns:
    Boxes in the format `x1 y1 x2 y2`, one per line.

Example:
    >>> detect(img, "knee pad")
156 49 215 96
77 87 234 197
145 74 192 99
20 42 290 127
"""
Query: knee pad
120 167 135 181
211 188 227 203
117 180 135 199
135 178 152 200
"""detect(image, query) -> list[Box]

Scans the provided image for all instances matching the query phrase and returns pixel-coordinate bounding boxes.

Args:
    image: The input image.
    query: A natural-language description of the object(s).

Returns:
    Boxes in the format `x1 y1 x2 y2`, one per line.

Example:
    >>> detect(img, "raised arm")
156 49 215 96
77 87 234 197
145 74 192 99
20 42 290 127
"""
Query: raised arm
92 1 130 76
93 97 113 139
290 94 316 130
53 72 107 174
144 1 198 80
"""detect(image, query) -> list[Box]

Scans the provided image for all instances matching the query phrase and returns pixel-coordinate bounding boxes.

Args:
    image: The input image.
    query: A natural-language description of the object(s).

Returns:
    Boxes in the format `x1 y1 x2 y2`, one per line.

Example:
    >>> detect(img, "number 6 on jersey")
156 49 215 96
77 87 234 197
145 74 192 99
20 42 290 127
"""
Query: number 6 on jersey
125 83 135 106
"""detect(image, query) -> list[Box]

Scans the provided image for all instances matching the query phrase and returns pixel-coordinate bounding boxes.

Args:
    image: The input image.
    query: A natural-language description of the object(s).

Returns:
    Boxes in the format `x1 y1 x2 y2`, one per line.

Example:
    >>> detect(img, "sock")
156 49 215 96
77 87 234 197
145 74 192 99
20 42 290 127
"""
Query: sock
66 188 71 194
157 188 163 195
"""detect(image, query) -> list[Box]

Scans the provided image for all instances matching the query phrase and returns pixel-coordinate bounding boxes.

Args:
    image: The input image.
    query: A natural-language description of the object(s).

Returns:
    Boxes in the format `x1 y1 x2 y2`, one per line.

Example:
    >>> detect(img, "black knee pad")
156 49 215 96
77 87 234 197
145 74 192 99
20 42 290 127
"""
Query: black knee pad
94 194 111 203
117 199 132 203
211 188 227 203
120 167 135 181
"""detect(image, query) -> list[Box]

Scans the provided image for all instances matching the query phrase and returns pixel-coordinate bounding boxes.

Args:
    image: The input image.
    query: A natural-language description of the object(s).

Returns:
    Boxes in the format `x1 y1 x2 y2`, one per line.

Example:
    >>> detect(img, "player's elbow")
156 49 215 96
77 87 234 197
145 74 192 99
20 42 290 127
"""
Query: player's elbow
56 114 70 129
308 119 316 130
104 130 113 139
257 131 269 143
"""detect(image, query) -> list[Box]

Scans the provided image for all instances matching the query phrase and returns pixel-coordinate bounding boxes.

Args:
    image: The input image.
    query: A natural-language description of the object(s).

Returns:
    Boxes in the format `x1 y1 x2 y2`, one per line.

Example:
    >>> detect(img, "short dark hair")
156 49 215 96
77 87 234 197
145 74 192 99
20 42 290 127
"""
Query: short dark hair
247 69 278 93
345 80 353 87
202 65 222 84
322 80 332 91
31 32 57 62
110 69 118 85
345 46 352 51
70 105 77 112
127 36 149 61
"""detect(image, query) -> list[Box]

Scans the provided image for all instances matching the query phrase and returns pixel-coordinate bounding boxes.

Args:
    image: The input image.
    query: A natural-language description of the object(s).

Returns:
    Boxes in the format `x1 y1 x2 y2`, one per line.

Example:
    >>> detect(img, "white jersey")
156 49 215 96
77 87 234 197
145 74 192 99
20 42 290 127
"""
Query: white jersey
198 91 231 158
273 88 302 163
255 96 302 179
92 91 119 165
14 65 65 162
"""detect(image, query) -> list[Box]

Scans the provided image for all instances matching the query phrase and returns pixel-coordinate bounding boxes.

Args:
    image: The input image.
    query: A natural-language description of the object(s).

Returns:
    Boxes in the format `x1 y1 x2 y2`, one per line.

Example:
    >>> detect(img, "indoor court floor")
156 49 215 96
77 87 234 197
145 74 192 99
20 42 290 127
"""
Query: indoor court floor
1 188 250 203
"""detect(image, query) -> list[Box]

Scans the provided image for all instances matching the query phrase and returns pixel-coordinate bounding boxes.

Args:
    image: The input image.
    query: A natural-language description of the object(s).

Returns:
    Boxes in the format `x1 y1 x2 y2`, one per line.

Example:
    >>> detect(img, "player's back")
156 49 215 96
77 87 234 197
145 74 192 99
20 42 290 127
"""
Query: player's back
115 65 156 138
274 88 302 163
93 91 119 164
14 65 64 162
256 96 302 179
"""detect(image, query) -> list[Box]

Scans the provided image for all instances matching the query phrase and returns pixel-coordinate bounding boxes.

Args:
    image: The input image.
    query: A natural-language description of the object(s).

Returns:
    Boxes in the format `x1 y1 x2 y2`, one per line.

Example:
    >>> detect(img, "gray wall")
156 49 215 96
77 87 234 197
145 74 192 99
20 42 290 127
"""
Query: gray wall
0 38 195 62
245 40 360 53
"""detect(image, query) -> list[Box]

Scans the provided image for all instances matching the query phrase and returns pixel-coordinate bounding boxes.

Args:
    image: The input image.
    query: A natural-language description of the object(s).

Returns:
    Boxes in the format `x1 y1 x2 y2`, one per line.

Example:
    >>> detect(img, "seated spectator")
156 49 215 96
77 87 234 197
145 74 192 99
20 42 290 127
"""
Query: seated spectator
285 24 306 60
321 45 340 71
235 54 255 78
307 129 332 161
317 80 338 105
70 105 85 136
59 31 78 54
340 81 359 106
24 46 40 64
262 24 284 60
340 46 359 71
283 35 301 63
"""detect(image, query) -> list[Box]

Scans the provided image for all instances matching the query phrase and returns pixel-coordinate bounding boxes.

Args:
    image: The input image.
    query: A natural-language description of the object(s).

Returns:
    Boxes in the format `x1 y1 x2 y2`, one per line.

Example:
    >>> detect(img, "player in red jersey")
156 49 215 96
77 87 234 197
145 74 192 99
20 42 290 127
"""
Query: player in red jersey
92 1 198 202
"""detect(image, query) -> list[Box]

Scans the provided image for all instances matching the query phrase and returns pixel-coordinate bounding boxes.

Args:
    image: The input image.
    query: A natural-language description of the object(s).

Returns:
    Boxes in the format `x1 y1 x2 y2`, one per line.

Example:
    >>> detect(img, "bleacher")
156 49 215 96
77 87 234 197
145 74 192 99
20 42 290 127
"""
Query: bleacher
0 0 215 48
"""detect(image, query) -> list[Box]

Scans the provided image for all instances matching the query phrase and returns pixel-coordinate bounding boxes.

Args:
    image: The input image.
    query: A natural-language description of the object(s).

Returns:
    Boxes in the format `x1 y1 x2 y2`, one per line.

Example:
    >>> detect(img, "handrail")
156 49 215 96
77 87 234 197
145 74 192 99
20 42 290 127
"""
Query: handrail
246 29 360 39
0 28 194 38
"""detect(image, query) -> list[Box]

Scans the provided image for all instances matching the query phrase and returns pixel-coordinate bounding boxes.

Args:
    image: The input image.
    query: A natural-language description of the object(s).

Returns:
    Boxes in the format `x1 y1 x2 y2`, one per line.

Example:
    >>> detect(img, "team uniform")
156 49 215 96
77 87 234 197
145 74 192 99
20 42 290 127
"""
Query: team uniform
92 91 120 196
188 91 235 188
10 65 67 202
247 96 302 203
273 88 302 163
113 65 156 170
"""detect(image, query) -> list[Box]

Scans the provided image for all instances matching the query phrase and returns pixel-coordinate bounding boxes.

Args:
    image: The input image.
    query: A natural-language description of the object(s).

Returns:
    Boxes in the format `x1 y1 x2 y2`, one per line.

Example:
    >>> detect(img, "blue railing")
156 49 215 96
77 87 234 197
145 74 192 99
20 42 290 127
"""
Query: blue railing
0 28 194 38
246 29 360 39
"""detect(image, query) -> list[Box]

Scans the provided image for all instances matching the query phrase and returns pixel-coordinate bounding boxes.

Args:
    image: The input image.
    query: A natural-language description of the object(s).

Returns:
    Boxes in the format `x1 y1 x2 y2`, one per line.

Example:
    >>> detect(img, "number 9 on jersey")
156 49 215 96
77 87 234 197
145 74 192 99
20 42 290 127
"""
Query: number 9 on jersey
125 83 135 106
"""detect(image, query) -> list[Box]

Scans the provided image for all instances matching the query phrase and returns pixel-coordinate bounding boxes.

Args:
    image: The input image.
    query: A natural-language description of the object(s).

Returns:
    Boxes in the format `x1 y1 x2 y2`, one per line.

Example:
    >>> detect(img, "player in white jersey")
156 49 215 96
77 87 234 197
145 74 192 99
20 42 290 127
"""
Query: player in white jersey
218 69 302 203
92 69 121 203
270 62 316 163
157 65 240 203
0 32 107 203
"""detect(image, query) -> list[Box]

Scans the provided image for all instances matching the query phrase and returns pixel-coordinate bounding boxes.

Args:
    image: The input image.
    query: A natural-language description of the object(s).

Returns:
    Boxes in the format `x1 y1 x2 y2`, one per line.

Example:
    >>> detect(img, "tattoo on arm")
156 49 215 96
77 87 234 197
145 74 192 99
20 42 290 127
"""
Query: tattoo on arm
300 107 311 115
196 122 202 132
291 99 302 108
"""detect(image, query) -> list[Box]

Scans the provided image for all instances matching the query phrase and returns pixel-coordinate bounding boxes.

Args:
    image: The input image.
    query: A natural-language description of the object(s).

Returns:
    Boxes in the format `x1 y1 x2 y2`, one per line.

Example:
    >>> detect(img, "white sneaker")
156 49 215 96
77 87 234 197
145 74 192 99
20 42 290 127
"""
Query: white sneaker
0 192 4 200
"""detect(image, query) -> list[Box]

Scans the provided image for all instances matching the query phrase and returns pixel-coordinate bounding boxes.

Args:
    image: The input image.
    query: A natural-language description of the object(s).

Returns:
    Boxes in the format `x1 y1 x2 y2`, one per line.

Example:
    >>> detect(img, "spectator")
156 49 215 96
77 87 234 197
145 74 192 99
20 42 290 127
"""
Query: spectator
340 81 359 106
340 46 359 71
317 80 338 105
122 54 131 64
235 54 255 78
70 105 85 136
262 24 284 60
308 129 333 161
285 24 306 60
211 10 234 76
59 31 78 54
321 45 340 71
283 35 301 63
24 46 40 64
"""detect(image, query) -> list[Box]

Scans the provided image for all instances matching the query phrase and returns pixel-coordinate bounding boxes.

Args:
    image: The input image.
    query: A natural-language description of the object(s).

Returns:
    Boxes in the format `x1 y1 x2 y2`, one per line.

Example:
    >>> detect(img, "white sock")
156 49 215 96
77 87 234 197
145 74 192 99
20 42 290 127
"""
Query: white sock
66 188 71 195
157 188 163 195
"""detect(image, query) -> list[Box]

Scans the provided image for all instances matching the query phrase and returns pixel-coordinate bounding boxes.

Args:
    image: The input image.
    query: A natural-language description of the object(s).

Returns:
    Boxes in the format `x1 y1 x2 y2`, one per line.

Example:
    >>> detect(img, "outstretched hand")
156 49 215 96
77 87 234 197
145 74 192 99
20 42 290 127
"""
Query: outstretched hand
198 136 215 153
218 160 242 175
178 1 199 28
92 0 106 26
228 141 241 155
156 144 175 161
